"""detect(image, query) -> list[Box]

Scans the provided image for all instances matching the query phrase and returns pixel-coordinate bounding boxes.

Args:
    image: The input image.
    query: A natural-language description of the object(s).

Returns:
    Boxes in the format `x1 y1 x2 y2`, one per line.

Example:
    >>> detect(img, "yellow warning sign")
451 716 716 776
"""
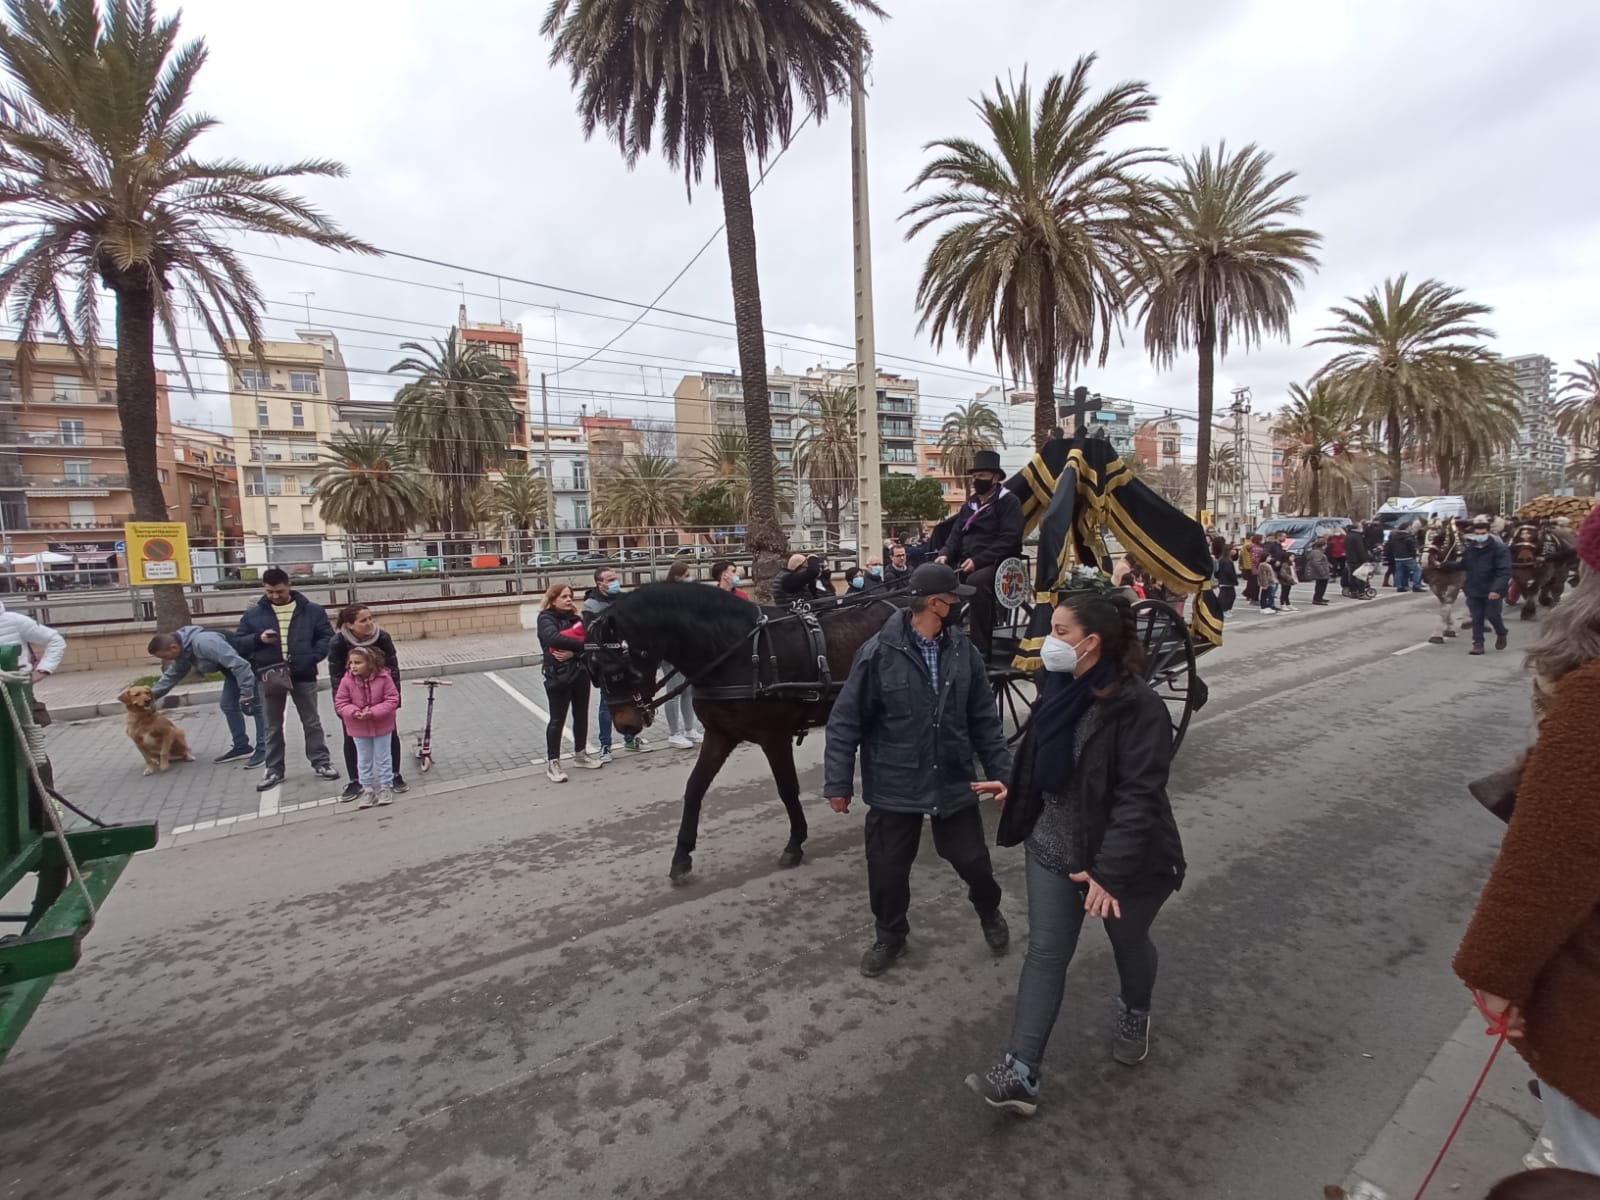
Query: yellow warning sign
125 522 193 586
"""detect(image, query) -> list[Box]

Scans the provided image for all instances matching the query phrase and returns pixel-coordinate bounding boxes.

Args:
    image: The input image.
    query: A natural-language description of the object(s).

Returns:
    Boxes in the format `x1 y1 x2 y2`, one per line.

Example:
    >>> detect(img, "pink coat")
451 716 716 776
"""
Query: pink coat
334 670 400 738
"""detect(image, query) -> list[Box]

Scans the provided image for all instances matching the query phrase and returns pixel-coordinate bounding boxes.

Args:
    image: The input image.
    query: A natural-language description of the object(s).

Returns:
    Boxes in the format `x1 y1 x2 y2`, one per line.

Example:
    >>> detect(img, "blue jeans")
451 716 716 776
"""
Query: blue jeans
353 734 394 790
1466 593 1508 646
219 673 265 752
1007 849 1172 1075
1392 558 1420 592
596 694 636 751
1260 584 1278 610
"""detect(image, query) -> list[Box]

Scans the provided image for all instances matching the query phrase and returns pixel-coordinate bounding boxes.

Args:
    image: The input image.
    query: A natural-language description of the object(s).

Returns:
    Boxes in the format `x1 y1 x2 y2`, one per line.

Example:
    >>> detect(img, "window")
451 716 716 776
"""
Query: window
291 402 305 428
68 500 96 527
289 371 319 394
773 420 791 439
571 462 587 490
573 501 590 528
770 390 792 411
157 468 169 484
50 374 83 403
63 459 90 484
775 447 793 465
256 401 269 427
1161 438 1177 455
58 419 85 446
238 369 269 390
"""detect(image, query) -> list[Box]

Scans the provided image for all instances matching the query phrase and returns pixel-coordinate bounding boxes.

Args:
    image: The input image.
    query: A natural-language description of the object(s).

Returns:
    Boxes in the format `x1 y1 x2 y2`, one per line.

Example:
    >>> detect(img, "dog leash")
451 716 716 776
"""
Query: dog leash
1409 991 1513 1200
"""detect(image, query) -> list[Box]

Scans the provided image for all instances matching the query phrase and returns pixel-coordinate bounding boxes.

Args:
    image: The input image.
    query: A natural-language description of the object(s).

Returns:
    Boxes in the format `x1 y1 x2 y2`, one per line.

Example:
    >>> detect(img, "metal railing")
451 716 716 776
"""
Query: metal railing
6 430 123 448
25 473 127 489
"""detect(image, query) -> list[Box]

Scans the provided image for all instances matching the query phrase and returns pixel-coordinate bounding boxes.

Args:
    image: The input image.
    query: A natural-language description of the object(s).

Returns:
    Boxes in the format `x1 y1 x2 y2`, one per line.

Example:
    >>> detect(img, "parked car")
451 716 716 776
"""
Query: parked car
558 552 587 564
522 554 553 568
1254 516 1349 571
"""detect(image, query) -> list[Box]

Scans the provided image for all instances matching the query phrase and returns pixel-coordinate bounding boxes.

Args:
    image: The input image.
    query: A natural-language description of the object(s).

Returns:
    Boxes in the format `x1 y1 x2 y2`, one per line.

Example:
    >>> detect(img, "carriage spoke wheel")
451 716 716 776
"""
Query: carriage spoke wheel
1130 598 1198 753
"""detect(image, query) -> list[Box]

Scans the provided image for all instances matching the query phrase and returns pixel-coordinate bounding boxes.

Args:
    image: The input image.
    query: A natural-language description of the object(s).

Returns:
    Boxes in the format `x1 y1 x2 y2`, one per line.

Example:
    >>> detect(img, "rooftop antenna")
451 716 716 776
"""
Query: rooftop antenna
290 291 314 326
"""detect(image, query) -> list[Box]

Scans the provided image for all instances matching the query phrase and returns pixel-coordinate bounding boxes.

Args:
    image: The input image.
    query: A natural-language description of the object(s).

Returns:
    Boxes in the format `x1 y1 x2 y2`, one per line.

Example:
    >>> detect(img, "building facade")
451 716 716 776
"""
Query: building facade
1133 418 1183 470
527 423 592 554
453 306 530 465
0 339 178 578
917 429 967 517
171 423 243 551
1507 354 1567 480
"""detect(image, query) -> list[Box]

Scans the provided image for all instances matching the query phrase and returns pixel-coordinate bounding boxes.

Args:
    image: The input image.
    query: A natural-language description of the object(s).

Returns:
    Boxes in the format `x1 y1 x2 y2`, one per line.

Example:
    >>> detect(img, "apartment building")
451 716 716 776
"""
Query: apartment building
0 339 177 572
171 423 243 550
1133 417 1183 470
917 429 967 516
453 306 530 465
1506 354 1567 478
527 423 593 554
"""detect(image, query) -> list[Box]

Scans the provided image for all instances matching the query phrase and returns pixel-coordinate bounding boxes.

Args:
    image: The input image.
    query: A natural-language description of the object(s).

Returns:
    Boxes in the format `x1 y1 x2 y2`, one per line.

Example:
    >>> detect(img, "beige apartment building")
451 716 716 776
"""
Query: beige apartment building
0 339 178 576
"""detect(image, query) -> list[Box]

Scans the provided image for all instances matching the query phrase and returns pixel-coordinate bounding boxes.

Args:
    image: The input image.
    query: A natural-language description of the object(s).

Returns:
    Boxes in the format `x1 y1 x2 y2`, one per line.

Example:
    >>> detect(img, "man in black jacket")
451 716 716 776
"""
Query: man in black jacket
1387 522 1423 593
824 563 1014 976
882 543 912 588
236 567 339 791
1342 523 1368 593
775 553 831 603
937 450 1023 662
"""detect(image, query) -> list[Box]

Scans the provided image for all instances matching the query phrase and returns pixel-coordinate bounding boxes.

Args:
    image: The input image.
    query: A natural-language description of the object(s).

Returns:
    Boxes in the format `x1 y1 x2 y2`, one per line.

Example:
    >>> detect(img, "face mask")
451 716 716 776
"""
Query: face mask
728 574 742 587
1040 635 1078 674
850 576 864 590
605 580 621 596
970 477 995 497
938 599 966 632
1469 533 1489 543
870 566 882 578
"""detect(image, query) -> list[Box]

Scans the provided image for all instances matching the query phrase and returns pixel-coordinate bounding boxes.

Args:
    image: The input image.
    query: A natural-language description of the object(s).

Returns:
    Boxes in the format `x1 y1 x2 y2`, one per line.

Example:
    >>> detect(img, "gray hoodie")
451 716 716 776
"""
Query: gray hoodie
150 625 255 701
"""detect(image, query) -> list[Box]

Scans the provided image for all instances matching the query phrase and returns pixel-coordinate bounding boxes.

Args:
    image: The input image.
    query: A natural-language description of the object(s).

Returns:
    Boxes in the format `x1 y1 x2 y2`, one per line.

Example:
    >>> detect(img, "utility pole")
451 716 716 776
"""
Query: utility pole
1229 386 1251 534
849 41 882 560
540 372 557 555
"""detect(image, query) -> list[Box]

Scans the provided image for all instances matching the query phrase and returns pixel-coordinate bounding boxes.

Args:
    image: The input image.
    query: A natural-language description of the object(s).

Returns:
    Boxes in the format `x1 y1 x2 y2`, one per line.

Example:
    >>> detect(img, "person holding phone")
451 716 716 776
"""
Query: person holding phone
235 567 338 791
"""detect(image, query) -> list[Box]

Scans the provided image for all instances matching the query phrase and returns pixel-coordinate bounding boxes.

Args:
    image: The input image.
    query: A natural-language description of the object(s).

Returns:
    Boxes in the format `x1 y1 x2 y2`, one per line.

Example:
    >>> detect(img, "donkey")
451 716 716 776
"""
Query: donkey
1421 519 1466 644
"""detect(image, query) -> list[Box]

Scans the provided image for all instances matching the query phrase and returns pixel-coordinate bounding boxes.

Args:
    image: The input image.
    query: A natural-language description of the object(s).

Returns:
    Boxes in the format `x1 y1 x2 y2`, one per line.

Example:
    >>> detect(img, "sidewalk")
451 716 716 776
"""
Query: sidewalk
38 628 545 721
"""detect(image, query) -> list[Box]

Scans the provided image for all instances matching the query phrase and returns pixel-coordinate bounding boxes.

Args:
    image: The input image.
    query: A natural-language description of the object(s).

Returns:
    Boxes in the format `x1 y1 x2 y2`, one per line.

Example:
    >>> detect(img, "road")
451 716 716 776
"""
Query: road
0 595 1537 1199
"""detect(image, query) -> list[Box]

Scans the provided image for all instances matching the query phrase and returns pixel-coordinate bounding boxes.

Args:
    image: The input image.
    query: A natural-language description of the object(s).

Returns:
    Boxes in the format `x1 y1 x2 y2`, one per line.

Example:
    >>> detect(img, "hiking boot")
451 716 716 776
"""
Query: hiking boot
1470 644 1485 656
1114 1008 1151 1065
964 1058 1038 1116
1495 633 1508 650
546 759 569 783
571 750 603 770
980 910 1010 954
339 780 364 802
357 789 377 810
859 941 906 977
215 745 254 764
1428 635 1445 645
255 771 283 792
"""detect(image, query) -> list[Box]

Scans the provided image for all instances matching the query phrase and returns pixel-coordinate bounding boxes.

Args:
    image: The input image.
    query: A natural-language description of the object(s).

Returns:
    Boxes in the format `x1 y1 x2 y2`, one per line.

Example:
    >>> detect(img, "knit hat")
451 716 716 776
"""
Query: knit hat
1579 504 1600 572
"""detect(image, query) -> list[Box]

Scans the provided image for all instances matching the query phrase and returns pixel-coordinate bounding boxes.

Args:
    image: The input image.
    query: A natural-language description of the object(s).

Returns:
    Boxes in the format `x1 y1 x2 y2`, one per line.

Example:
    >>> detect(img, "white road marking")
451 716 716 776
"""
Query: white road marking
256 781 282 819
1392 642 1432 656
484 671 570 748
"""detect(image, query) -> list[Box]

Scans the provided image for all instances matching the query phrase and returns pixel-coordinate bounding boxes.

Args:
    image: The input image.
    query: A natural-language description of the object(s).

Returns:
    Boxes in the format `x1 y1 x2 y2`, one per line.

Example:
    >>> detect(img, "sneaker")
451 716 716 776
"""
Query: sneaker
1114 1008 1151 1065
623 737 650 754
313 764 340 781
1470 644 1485 656
667 733 694 749
392 777 409 794
357 789 377 810
244 752 266 769
256 771 284 792
1443 628 1458 638
980 910 1010 954
339 780 363 802
214 745 254 764
1280 603 1294 610
689 729 704 744
1495 633 1508 650
571 750 603 770
375 789 394 807
859 940 906 977
964 1058 1038 1116
546 759 569 783
598 748 613 764
1428 635 1445 645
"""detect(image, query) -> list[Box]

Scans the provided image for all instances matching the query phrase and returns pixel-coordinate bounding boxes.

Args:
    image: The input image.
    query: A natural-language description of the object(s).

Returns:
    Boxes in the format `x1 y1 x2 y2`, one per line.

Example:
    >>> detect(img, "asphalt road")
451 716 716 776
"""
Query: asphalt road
0 594 1535 1199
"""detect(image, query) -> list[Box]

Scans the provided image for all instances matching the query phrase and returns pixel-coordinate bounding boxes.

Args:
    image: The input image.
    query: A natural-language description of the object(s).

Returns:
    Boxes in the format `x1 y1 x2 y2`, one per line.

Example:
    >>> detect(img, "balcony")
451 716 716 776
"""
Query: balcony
881 397 914 414
246 479 313 497
24 473 127 491
552 476 589 493
6 429 124 449
879 420 914 439
24 513 133 532
28 388 116 406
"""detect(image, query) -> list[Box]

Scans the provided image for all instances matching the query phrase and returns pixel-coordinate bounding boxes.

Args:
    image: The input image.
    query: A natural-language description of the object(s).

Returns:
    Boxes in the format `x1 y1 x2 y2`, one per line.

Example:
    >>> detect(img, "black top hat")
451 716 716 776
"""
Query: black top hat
970 449 1004 475
908 562 976 598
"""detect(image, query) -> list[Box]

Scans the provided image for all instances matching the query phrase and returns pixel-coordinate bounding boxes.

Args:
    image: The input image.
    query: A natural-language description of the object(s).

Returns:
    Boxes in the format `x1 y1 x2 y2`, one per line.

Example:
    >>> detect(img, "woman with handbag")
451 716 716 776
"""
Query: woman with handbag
965 591 1186 1115
537 583 603 783
1454 504 1600 1171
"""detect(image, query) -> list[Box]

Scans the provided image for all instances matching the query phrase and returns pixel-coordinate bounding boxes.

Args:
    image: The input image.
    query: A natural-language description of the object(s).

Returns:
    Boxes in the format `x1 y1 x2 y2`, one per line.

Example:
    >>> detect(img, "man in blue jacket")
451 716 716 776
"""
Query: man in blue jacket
825 562 1014 977
1461 515 1512 655
235 568 339 790
147 625 264 764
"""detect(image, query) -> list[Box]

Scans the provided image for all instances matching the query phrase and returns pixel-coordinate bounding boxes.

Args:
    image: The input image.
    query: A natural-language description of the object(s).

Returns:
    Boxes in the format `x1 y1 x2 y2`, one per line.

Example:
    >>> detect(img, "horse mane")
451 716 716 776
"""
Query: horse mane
607 581 762 663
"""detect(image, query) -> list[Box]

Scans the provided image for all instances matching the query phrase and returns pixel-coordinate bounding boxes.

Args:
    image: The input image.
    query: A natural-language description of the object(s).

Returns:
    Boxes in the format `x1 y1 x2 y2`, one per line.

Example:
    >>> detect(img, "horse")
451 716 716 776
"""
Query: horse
1538 523 1578 607
1421 520 1465 644
585 581 905 881
1508 523 1561 619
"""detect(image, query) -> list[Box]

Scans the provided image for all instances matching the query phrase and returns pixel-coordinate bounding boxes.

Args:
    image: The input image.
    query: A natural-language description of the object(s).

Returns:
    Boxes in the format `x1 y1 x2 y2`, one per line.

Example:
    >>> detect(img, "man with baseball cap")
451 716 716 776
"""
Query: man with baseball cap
824 562 1014 976
1462 514 1512 655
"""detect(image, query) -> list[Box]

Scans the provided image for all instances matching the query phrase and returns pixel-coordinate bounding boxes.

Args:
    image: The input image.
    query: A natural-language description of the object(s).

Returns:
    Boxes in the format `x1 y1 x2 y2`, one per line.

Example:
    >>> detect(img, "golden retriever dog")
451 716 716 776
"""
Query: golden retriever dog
118 686 194 776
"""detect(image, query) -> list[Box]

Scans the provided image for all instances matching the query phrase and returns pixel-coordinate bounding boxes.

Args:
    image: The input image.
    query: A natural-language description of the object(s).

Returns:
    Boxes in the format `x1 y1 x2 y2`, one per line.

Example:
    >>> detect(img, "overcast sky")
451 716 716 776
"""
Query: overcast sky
161 0 1600 444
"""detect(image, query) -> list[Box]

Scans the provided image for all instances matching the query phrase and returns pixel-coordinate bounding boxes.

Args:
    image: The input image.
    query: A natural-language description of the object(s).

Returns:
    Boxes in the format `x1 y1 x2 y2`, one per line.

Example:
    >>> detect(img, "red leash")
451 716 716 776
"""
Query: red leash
1411 991 1514 1200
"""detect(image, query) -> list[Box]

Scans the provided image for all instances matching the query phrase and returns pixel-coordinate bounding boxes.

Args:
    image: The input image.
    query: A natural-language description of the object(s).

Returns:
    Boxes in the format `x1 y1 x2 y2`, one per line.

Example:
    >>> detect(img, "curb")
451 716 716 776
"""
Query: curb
51 651 545 724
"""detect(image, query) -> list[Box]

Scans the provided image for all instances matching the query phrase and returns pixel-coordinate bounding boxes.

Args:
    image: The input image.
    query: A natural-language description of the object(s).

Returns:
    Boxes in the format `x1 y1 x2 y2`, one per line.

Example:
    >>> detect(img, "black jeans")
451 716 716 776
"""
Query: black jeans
960 564 999 661
344 729 403 783
1007 849 1174 1073
1313 578 1329 603
864 805 1001 946
544 676 590 760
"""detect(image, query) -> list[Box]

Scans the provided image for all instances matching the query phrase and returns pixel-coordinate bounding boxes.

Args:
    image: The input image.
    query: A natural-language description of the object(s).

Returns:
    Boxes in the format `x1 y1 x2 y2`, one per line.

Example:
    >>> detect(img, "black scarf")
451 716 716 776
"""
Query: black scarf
1030 660 1111 791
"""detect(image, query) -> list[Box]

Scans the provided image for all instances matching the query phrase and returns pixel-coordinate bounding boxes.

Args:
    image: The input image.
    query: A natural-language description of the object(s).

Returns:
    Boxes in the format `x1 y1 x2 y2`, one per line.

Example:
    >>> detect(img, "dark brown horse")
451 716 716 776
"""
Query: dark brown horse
585 582 904 881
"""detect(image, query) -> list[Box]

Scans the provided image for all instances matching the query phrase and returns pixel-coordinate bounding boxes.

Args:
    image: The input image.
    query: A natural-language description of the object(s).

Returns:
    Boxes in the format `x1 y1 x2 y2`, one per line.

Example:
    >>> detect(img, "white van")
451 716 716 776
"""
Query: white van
1376 496 1468 539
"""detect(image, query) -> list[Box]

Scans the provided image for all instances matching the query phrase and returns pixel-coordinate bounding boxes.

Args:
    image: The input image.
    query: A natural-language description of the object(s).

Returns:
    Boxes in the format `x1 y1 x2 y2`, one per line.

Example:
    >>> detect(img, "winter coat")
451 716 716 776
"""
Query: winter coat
1214 556 1239 588
823 611 1011 816
882 562 912 589
1461 536 1513 599
1387 529 1418 560
997 673 1186 896
327 627 401 699
775 561 826 602
942 488 1025 572
234 591 334 684
1276 556 1298 586
1255 559 1278 589
1344 530 1368 568
1303 547 1333 582
1328 532 1346 560
581 585 619 620
334 669 401 738
1454 660 1600 1117
150 625 255 702
537 607 588 685
0 602 65 675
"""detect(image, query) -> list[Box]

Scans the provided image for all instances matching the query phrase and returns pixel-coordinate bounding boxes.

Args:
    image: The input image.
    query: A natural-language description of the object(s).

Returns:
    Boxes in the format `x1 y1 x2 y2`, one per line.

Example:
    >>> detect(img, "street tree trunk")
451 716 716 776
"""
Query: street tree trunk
1309 460 1322 517
1194 307 1216 517
1386 397 1404 502
1033 281 1058 448
709 93 784 598
113 279 191 630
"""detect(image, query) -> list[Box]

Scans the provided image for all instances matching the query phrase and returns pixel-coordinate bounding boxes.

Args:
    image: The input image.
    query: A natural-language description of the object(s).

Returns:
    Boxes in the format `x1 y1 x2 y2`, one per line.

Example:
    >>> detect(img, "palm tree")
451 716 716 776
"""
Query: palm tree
937 400 1006 478
1274 380 1362 516
793 387 857 548
1150 463 1195 509
1555 356 1600 486
391 337 519 536
1206 442 1239 508
1311 276 1516 500
1417 388 1520 494
1138 143 1322 514
904 59 1164 447
694 425 795 521
542 0 884 586
484 461 552 554
593 454 688 550
0 0 370 627
312 429 430 548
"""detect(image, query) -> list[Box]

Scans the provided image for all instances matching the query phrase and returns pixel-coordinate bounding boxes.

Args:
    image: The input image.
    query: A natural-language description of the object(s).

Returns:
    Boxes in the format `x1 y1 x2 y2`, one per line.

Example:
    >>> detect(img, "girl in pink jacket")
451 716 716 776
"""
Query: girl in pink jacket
334 646 401 808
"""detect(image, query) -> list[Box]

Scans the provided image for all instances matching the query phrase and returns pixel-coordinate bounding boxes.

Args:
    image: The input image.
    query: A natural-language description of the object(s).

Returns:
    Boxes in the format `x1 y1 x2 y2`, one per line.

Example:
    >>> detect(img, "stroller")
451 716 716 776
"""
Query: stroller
1341 560 1378 600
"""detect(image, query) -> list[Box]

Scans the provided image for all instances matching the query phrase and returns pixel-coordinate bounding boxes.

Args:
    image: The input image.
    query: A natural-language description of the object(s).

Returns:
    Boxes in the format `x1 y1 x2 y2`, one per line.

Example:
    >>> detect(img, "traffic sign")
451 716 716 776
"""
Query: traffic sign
125 522 193 585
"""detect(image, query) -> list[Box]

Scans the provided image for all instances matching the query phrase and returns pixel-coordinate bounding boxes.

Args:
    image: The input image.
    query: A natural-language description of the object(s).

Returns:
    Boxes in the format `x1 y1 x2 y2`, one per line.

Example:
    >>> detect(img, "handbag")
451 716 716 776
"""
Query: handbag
258 662 294 698
1467 756 1524 824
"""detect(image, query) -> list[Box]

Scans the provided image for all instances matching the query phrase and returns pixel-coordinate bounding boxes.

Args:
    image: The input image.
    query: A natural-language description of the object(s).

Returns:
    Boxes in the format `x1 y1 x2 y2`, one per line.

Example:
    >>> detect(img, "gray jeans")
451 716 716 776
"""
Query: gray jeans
1007 847 1172 1074
264 679 330 776
660 666 698 736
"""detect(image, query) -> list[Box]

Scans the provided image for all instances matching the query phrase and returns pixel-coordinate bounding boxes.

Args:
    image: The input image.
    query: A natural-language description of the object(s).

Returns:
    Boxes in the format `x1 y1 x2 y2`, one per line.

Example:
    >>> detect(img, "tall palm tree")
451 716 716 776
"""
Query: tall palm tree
1311 276 1516 500
593 454 689 549
793 386 856 547
391 337 519 535
1417 388 1520 494
0 0 370 627
542 0 884 587
1555 356 1600 486
904 59 1164 447
1206 442 1239 507
693 424 795 521
937 400 1005 478
312 429 430 548
1138 142 1322 513
484 461 552 553
1274 380 1362 516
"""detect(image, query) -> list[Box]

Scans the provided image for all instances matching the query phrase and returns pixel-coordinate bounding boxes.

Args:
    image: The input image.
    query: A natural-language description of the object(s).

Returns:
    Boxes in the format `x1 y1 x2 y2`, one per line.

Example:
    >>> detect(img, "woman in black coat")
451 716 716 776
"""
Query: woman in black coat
327 603 406 801
536 582 602 782
1210 535 1238 613
966 591 1186 1116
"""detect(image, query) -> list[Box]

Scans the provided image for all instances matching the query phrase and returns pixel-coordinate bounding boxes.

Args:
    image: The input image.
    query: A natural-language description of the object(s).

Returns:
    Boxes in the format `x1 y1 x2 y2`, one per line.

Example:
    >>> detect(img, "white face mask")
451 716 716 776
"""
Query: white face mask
1040 635 1078 674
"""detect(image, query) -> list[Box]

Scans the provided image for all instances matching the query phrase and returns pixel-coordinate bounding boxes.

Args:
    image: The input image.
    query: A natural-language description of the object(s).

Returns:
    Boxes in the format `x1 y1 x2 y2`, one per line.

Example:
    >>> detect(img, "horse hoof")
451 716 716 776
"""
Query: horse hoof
669 857 693 883
778 847 804 869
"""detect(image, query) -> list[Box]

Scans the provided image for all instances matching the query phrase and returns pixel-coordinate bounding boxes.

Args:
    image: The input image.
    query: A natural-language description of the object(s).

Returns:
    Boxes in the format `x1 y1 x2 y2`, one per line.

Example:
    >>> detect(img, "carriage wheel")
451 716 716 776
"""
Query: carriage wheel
1130 598 1198 752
